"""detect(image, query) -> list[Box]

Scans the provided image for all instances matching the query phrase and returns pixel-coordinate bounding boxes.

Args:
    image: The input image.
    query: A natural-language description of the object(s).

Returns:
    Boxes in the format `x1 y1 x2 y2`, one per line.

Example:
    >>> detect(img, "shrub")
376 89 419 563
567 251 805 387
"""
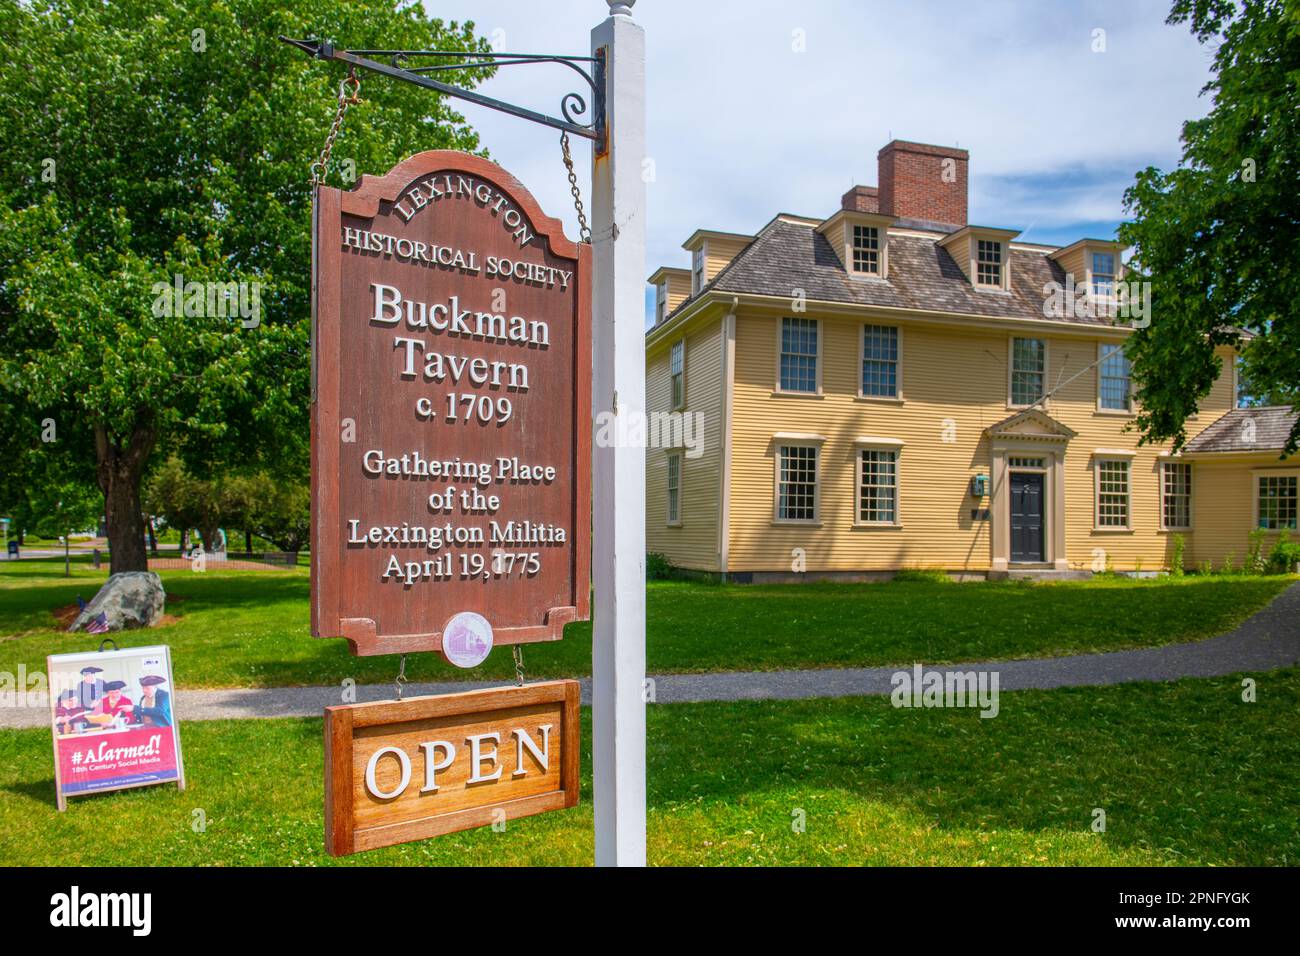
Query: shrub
893 567 951 584
646 552 673 581
1169 533 1186 577
1267 530 1300 575
1246 528 1268 574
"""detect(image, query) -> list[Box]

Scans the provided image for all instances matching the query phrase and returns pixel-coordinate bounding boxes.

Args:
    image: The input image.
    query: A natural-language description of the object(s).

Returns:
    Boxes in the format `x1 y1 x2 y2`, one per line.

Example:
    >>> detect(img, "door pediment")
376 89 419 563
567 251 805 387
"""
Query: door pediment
986 408 1077 444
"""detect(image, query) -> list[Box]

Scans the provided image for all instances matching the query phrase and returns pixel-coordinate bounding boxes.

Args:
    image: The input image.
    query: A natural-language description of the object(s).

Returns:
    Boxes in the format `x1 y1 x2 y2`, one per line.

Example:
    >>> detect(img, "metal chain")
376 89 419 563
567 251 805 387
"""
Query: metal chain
394 654 408 700
310 68 362 190
560 131 591 243
512 645 526 686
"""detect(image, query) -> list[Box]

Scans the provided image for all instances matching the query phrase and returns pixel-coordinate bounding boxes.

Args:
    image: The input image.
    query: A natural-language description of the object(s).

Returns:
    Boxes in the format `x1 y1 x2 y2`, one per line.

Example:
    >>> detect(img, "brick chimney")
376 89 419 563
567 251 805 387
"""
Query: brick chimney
840 185 879 214
876 140 968 228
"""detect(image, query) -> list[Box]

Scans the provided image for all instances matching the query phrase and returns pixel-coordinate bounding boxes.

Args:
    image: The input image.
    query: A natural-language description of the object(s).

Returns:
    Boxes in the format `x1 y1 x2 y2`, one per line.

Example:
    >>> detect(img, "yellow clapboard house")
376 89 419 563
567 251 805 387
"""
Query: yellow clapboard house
645 140 1298 581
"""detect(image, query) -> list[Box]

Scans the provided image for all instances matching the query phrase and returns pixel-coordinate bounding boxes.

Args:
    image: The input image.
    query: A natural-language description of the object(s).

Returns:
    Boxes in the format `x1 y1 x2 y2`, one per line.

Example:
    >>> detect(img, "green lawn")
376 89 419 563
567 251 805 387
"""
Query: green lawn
0 558 1291 688
2 668 1295 866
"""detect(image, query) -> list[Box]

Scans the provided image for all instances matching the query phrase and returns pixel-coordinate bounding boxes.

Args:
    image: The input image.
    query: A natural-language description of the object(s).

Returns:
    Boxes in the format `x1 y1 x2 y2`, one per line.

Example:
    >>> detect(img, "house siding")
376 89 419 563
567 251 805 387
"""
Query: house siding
645 316 725 570
1186 454 1300 570
716 309 1240 573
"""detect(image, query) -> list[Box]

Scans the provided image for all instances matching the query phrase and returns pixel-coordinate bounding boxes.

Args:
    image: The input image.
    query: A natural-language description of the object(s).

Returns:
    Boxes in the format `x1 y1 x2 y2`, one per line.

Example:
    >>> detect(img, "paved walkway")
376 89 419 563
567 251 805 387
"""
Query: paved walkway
5 583 1297 728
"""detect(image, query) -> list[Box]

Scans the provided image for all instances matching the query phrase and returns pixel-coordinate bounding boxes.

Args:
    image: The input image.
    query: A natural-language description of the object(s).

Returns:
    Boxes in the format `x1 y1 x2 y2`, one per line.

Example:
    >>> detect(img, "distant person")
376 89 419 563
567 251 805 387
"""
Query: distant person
95 680 134 725
76 666 105 710
134 675 172 727
54 690 89 735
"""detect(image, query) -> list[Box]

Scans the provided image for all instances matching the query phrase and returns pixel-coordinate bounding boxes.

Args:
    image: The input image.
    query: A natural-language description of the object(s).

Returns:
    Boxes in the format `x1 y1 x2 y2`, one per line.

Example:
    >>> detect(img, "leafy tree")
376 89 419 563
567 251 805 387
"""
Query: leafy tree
0 392 101 547
249 475 311 553
146 458 309 555
1119 0 1300 456
0 0 494 572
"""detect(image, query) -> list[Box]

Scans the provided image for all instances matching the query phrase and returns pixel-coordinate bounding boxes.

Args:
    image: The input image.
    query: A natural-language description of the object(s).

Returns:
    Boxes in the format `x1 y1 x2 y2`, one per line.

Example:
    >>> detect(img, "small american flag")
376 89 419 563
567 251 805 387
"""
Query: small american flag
85 612 110 635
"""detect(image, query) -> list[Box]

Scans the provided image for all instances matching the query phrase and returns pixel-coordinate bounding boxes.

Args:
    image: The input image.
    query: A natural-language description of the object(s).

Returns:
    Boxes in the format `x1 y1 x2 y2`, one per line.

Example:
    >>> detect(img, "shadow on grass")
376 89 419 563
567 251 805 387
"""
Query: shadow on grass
643 669 1300 866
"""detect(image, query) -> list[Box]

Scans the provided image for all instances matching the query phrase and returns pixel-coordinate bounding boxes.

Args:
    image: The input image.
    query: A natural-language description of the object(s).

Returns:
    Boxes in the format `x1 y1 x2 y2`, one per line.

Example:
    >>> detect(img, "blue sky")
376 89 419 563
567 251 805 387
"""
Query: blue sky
422 0 1215 323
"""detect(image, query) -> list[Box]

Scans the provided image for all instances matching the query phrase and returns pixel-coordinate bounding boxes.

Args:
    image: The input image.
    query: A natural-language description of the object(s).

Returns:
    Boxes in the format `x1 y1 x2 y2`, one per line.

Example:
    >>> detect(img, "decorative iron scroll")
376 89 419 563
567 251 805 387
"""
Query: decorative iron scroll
280 37 606 151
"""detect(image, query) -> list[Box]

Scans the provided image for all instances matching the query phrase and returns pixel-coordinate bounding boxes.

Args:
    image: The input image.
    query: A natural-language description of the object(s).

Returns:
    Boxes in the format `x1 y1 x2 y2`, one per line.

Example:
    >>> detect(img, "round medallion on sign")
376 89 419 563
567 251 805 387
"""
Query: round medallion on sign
441 612 494 668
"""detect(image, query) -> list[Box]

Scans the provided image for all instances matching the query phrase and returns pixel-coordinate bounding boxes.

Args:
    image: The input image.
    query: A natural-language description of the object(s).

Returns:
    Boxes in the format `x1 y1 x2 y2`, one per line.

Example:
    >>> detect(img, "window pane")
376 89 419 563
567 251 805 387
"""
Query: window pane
670 340 685 407
778 445 817 521
1011 338 1045 405
861 325 898 397
667 455 681 523
1097 460 1130 527
977 240 1002 286
1162 462 1192 529
1258 475 1298 530
852 225 879 274
859 449 898 523
1091 252 1116 298
780 317 818 392
1099 343 1131 410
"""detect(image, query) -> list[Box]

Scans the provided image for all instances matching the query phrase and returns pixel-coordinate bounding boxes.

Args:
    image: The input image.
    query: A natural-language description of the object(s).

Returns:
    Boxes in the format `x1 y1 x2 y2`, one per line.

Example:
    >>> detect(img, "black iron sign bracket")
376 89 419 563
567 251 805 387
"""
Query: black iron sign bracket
280 37 606 153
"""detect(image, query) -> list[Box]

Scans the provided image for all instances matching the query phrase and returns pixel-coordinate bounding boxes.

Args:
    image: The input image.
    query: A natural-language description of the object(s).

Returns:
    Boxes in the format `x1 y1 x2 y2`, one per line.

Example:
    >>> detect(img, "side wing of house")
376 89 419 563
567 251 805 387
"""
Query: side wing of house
645 313 726 571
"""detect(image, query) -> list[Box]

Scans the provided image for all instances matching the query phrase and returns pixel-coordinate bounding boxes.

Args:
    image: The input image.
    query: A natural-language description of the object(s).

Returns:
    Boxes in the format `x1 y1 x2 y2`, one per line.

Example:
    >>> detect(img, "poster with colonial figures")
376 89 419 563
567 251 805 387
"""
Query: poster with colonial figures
46 645 185 810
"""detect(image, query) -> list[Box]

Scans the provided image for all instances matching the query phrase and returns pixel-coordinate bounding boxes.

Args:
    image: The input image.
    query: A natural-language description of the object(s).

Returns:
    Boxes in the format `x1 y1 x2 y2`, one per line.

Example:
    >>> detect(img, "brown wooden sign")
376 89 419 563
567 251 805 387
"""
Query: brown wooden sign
312 151 592 656
324 680 580 855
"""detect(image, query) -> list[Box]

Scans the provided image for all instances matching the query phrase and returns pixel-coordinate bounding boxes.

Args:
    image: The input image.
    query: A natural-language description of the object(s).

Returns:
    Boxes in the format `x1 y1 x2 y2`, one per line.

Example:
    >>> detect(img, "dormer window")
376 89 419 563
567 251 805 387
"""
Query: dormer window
655 282 667 325
691 247 704 294
851 225 880 275
976 240 1003 287
1091 252 1116 297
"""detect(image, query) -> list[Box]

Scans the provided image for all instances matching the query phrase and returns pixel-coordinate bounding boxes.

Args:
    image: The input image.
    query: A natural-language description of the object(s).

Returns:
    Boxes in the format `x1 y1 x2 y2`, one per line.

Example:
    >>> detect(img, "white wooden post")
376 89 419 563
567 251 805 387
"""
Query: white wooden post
590 0 646 867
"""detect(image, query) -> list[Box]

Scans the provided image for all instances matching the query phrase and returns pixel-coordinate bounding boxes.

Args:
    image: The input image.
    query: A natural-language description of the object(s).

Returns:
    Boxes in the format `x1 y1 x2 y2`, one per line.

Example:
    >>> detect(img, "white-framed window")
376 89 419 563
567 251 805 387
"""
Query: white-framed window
1235 354 1263 409
858 449 899 524
1010 337 1045 406
976 239 1003 287
670 338 685 409
779 317 818 393
1098 342 1132 411
776 444 818 522
1091 251 1116 298
655 282 667 325
666 453 682 526
851 225 880 275
1095 458 1131 529
691 246 704 294
1009 456 1046 469
861 325 899 398
1257 474 1297 530
1162 461 1192 530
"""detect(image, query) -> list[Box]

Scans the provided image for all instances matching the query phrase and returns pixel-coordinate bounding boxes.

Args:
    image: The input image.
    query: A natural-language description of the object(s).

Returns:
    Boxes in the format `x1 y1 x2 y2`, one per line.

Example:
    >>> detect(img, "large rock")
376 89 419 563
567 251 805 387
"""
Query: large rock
69 572 166 632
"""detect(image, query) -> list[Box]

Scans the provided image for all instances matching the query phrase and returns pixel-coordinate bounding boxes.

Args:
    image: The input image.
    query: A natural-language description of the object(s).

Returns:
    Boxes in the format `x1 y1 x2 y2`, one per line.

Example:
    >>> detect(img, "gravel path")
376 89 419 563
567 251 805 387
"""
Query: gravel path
4 582 1296 728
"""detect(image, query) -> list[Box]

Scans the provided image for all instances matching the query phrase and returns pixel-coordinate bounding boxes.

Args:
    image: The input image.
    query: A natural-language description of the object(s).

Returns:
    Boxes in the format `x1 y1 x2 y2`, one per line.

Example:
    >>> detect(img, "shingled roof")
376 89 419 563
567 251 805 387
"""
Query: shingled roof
1184 406 1299 454
659 216 1121 329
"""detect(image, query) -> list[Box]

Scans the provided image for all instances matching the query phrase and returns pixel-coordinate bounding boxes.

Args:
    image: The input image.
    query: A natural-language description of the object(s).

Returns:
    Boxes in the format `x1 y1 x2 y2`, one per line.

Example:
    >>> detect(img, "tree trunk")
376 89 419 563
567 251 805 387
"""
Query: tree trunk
245 528 253 555
94 420 156 574
198 524 220 555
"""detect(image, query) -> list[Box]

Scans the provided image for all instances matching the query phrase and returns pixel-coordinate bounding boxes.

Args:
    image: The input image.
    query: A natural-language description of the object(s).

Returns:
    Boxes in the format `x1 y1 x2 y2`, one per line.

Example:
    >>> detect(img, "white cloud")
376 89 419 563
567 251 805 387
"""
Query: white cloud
414 0 1211 293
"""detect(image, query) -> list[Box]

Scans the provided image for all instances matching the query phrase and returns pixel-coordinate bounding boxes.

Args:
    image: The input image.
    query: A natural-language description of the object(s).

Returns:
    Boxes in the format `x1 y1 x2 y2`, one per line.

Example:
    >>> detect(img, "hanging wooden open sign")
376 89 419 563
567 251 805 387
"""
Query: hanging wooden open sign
311 152 592 657
324 680 581 855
